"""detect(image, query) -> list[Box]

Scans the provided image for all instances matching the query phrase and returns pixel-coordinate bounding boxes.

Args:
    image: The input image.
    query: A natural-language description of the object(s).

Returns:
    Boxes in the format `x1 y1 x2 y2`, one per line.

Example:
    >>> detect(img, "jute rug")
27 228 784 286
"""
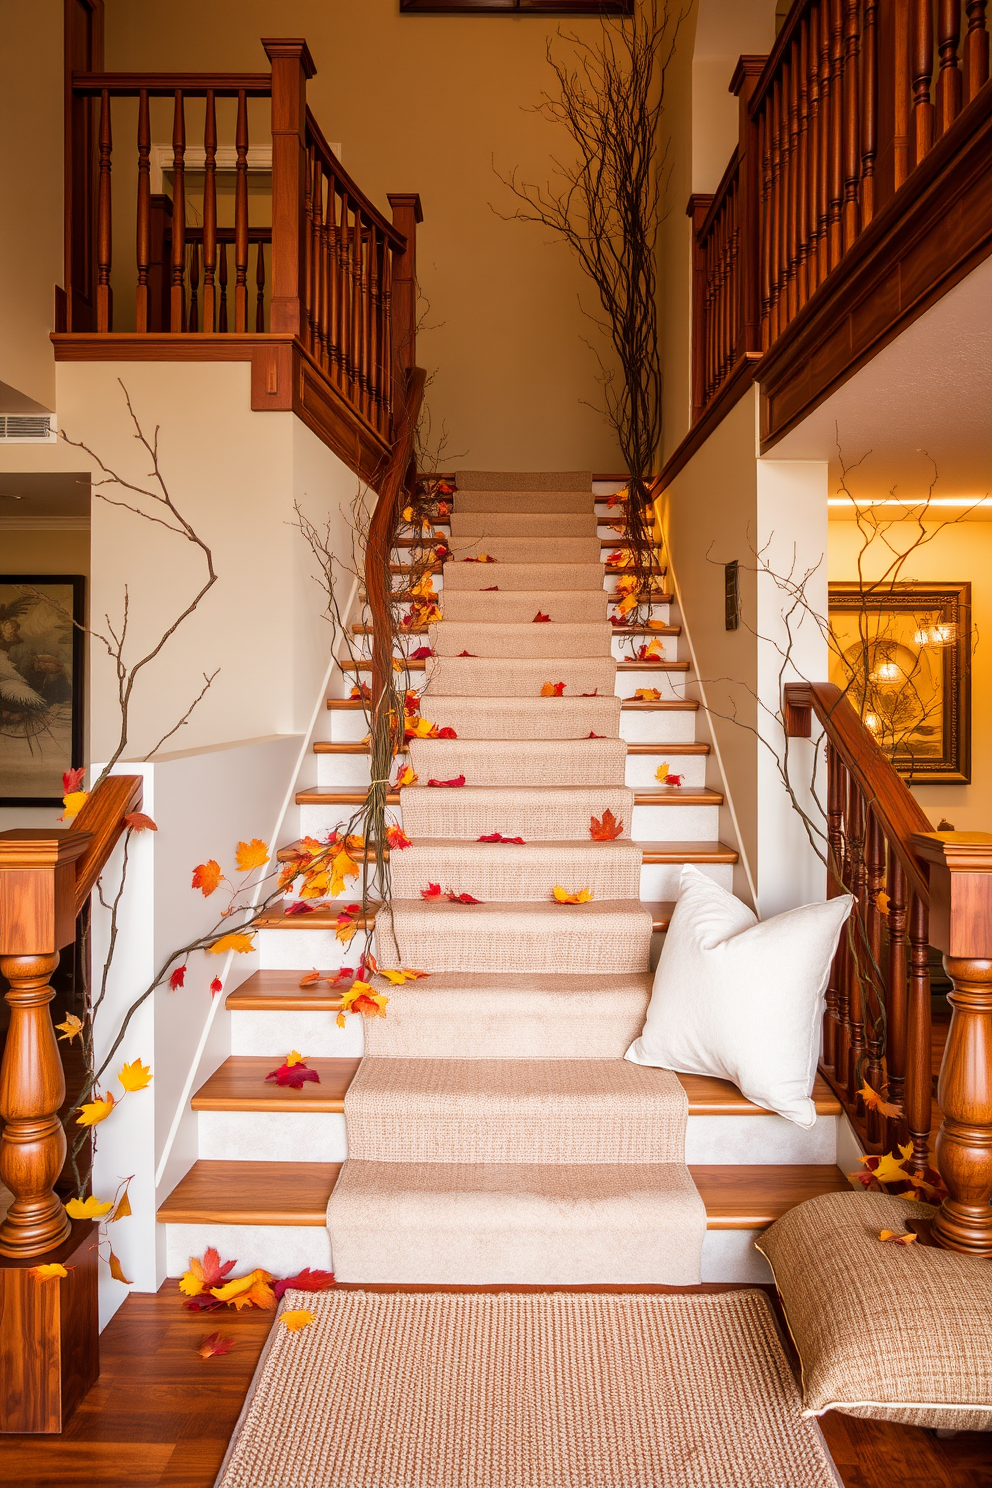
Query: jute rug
216 1289 841 1488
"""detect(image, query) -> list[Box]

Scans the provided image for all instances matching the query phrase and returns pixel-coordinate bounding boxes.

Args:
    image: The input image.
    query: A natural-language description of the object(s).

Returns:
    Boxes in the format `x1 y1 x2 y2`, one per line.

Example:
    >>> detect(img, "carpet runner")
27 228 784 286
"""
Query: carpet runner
326 470 707 1284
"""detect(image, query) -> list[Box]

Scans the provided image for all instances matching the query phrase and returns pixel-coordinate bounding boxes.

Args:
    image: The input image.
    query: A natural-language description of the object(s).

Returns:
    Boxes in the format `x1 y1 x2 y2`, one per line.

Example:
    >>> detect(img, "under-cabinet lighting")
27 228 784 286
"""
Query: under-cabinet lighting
828 497 992 508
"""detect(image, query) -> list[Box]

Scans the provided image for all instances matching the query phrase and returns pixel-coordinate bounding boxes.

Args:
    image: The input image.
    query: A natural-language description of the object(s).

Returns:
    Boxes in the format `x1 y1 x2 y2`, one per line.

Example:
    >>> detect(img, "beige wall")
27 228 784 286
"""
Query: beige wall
829 519 992 830
100 0 627 470
0 0 64 412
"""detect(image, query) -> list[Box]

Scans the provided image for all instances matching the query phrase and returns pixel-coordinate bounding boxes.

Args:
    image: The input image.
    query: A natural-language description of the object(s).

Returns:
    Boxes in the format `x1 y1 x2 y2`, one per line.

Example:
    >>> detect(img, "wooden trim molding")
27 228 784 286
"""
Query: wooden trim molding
51 333 392 487
659 353 761 492
400 1 632 12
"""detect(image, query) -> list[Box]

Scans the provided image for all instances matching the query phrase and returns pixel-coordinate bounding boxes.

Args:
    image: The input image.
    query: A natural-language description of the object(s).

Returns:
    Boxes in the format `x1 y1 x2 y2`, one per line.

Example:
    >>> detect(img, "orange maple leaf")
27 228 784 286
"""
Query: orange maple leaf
540 682 566 697
197 1332 234 1358
590 809 624 841
235 839 270 872
879 1229 918 1246
858 1081 904 1120
298 970 321 986
387 825 412 850
633 688 661 702
192 859 223 896
125 812 158 833
279 1309 315 1332
553 885 593 904
208 932 255 956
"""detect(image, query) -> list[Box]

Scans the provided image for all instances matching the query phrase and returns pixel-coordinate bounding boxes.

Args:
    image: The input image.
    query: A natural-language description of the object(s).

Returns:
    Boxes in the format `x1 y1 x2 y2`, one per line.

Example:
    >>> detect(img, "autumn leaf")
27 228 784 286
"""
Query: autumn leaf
401 505 414 522
553 885 593 904
588 731 603 738
655 762 670 783
590 809 623 841
462 554 496 563
858 1081 903 1120
395 766 418 787
633 687 661 702
63 767 85 794
579 689 599 697
336 981 389 1028
329 850 360 898
457 649 478 657
209 932 255 955
879 1229 918 1246
119 1058 152 1092
279 1309 315 1332
481 584 499 591
241 1273 277 1312
192 859 223 896
66 1194 114 1219
108 1250 132 1286
182 1249 237 1298
540 682 566 697
437 726 458 739
875 890 891 914
350 682 371 700
61 790 89 820
387 825 412 849
666 774 683 787
76 1092 115 1127
635 640 664 660
299 969 322 986
379 967 430 985
284 900 316 916
169 965 187 991
125 812 158 833
334 913 358 945
210 1274 258 1304
410 646 433 660
273 1268 336 1300
266 1059 320 1089
56 1013 84 1042
860 1150 911 1186
33 1263 69 1281
110 1185 133 1222
421 883 444 899
198 1332 234 1359
236 838 270 872
427 775 466 788
478 833 525 844
210 978 223 996
533 612 551 623
406 715 439 739
447 891 483 904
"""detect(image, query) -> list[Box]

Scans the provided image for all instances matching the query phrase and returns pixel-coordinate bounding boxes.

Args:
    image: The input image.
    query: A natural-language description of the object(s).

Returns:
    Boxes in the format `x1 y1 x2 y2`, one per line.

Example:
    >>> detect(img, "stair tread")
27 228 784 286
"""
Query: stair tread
340 658 690 673
255 898 676 932
296 787 723 806
350 625 681 637
312 740 709 755
191 1056 361 1112
325 697 699 711
157 1159 850 1229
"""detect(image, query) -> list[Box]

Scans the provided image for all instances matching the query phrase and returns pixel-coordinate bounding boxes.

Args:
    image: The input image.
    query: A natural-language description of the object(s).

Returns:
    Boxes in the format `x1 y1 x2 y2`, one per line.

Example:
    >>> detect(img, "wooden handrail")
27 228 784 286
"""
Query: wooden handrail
784 681 931 901
72 71 272 97
305 108 407 252
70 774 143 914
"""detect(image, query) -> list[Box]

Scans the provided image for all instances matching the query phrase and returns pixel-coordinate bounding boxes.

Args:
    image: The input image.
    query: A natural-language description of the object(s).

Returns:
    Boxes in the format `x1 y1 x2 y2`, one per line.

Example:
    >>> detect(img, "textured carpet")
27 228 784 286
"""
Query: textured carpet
425 655 617 697
450 510 599 537
406 737 627 785
399 783 634 839
433 620 613 659
420 694 622 739
455 468 593 490
217 1289 842 1487
441 588 609 623
442 561 606 591
389 839 642 901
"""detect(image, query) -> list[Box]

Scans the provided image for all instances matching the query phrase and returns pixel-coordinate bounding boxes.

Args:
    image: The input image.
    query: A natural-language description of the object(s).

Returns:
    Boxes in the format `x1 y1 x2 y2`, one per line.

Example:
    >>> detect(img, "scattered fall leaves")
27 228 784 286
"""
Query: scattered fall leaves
279 1309 315 1332
76 1092 116 1127
409 646 433 660
395 765 418 787
119 1058 153 1092
590 809 623 841
125 812 158 833
427 775 466 788
63 767 85 794
387 825 413 849
181 1249 277 1313
879 1229 918 1246
198 1332 235 1359
378 967 430 985
273 1268 336 1300
209 932 255 956
858 1081 903 1119
478 833 525 844
533 612 551 623
235 839 270 872
284 900 316 916
462 554 496 563
33 1263 69 1281
482 584 499 591
192 859 224 897
633 688 661 702
66 1194 114 1219
553 885 593 904
336 981 389 1028
655 764 683 786
56 1013 84 1042
635 640 664 661
169 965 187 991
540 682 566 697
266 1053 320 1089
421 883 444 899
420 883 482 904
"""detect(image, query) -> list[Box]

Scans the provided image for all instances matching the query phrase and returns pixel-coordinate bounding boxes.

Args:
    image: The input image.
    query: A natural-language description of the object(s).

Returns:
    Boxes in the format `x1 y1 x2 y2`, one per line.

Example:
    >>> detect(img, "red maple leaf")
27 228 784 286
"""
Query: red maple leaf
125 811 158 833
478 833 526 844
387 825 412 850
580 690 599 696
437 727 458 739
327 967 354 986
410 646 433 660
210 978 223 996
197 1331 234 1358
457 650 477 657
447 891 482 904
284 900 316 915
481 585 499 591
62 767 85 794
533 612 551 623
421 883 444 899
272 1268 336 1301
665 773 683 787
588 731 604 738
590 809 624 841
200 1248 238 1289
427 775 466 788
266 1062 321 1089
169 965 187 991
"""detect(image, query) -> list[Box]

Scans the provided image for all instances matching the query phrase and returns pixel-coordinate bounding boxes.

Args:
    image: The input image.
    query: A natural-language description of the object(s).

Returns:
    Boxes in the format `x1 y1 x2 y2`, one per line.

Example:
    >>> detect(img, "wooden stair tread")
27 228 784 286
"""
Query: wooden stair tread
295 787 723 806
340 659 690 673
312 740 709 756
157 1160 850 1229
679 1074 840 1117
190 1057 361 1112
226 970 351 1011
274 838 736 867
326 698 699 711
349 624 682 637
255 898 676 932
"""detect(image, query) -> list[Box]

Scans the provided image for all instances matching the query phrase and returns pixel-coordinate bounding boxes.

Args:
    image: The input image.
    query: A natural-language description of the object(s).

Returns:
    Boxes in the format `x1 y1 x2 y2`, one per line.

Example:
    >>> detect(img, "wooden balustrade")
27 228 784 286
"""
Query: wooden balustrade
785 682 992 1258
62 39 421 470
686 0 990 435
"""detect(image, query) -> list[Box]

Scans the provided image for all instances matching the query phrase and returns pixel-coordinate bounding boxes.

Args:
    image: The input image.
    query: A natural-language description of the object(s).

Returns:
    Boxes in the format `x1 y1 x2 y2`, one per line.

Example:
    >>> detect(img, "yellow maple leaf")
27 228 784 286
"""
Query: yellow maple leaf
634 687 661 702
299 870 330 900
66 1194 114 1219
209 932 255 955
235 838 270 872
396 765 418 787
866 1151 910 1186
32 1263 68 1280
179 1261 206 1297
118 1058 152 1092
858 1081 903 1119
279 1309 315 1332
284 1050 306 1067
56 1013 84 1042
406 716 437 738
210 1274 257 1303
879 1229 918 1245
402 505 414 522
335 918 358 945
109 1250 132 1286
552 885 593 905
642 639 664 658
330 850 359 898
76 1092 115 1127
655 762 670 783
875 890 891 915
61 789 89 820
242 1273 277 1311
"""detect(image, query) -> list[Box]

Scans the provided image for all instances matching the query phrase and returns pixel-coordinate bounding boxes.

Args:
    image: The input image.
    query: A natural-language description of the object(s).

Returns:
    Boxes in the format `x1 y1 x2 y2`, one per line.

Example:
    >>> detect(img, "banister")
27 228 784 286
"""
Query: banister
71 71 273 97
69 774 144 914
305 109 408 252
696 146 740 242
784 680 931 901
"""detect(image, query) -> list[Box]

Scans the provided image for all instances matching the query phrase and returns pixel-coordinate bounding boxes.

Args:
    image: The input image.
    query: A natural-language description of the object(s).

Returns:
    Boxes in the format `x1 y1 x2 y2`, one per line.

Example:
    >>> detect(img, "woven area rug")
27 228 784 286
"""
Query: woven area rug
216 1289 841 1488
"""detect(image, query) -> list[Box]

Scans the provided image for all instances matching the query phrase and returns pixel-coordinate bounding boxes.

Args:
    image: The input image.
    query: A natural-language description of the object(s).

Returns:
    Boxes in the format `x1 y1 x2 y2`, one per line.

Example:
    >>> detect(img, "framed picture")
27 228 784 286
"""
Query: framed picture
828 581 971 784
0 575 85 807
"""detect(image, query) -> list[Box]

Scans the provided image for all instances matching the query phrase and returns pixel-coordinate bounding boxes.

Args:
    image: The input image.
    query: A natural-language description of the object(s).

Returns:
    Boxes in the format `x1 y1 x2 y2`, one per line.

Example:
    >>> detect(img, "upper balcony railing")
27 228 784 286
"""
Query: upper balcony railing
61 38 421 473
687 0 991 441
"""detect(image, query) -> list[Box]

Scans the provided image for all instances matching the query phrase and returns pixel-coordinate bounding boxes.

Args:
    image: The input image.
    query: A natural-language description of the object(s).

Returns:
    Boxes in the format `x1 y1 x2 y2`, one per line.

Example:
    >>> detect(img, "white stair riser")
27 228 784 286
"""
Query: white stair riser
259 929 364 971
620 712 695 743
231 1010 365 1058
316 755 374 788
312 752 706 790
685 1115 838 1164
615 670 684 700
197 1110 348 1162
165 1222 331 1279
700 1230 773 1283
639 862 732 898
329 712 372 743
611 635 678 662
631 803 721 839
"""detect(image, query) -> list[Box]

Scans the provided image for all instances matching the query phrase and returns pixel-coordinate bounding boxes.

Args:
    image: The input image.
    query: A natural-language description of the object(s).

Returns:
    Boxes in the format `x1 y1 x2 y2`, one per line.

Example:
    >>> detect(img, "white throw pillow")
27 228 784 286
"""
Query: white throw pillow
625 865 853 1128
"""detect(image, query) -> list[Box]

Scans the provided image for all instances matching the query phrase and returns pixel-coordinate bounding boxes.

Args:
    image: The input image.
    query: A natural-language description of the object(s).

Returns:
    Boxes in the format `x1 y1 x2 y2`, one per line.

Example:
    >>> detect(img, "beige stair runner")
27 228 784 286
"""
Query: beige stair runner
326 470 707 1284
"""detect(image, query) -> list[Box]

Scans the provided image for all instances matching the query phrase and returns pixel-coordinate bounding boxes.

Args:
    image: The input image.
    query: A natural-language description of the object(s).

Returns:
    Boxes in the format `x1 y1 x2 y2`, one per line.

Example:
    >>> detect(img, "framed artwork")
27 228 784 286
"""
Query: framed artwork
401 2 633 13
828 581 971 784
0 575 85 807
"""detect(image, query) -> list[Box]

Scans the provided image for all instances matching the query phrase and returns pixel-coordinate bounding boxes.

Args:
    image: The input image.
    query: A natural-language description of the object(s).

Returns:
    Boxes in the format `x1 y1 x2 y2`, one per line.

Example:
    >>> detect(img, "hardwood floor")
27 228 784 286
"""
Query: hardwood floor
1 1284 987 1488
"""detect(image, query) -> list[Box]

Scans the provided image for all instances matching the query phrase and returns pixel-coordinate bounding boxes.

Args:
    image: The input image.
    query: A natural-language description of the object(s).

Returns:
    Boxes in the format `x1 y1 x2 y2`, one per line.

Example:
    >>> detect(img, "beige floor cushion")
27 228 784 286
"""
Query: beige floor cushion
757 1189 992 1430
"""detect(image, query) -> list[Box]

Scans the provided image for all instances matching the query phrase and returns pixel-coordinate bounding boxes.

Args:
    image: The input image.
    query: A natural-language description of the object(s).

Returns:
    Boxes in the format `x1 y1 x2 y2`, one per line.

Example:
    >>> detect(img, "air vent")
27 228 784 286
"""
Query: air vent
0 414 56 441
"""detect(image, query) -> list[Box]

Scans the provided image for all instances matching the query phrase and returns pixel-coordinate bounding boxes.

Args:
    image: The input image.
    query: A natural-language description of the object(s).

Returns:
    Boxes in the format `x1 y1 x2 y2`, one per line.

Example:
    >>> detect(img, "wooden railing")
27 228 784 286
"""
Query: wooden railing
786 681 992 1257
687 1 991 435
62 39 420 465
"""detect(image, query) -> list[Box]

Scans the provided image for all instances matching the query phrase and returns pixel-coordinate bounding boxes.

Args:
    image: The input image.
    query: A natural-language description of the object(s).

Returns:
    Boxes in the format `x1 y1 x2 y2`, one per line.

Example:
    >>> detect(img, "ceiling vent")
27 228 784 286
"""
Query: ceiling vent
0 414 56 441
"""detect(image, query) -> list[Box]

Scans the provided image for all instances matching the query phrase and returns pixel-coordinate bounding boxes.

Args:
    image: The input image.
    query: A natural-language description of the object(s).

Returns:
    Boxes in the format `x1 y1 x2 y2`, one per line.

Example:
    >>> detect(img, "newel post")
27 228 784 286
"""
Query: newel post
387 193 423 383
909 831 992 1257
263 37 316 338
0 830 90 1257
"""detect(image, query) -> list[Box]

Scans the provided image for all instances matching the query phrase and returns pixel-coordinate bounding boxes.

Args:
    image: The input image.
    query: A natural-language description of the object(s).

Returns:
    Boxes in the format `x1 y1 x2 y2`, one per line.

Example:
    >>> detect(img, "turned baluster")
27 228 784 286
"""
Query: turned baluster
841 0 861 249
170 91 186 332
863 812 887 1145
834 759 854 1083
0 831 91 1258
96 89 112 332
218 239 229 332
202 89 218 333
822 743 846 1070
936 0 963 133
255 242 266 332
909 833 992 1257
911 0 935 163
845 779 868 1099
327 185 342 385
964 1 990 101
188 241 200 332
885 853 910 1149
796 20 811 311
234 89 249 333
805 5 822 294
782 50 797 324
369 227 384 428
860 0 878 225
136 89 151 331
758 107 772 347
358 220 372 420
905 890 933 1176
769 79 784 340
308 153 324 360
380 234 394 431
827 0 845 267
816 0 833 280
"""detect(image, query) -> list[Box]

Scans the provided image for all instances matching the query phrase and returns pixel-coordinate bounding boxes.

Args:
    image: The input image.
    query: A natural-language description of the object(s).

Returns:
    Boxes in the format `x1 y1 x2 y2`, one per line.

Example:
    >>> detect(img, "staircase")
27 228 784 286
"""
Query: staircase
157 472 851 1282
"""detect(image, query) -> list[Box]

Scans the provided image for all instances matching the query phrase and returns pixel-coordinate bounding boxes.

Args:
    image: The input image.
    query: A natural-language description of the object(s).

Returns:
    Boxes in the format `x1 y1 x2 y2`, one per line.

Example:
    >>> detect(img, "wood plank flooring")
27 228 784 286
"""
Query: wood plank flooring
1 1283 987 1488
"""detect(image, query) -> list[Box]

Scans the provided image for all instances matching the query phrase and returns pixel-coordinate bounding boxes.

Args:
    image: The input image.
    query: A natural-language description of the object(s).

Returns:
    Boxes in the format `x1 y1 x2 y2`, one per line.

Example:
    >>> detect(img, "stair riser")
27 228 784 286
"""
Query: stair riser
197 1110 348 1163
611 635 678 662
620 712 696 743
231 1010 364 1058
640 862 732 898
258 928 363 972
685 1116 838 1164
625 754 707 787
164 1222 332 1280
631 804 721 839
616 671 684 700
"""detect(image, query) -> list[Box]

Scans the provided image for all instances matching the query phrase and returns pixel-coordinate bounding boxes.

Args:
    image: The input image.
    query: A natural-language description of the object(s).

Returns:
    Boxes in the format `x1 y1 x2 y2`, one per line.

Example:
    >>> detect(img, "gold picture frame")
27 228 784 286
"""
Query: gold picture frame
828 581 971 784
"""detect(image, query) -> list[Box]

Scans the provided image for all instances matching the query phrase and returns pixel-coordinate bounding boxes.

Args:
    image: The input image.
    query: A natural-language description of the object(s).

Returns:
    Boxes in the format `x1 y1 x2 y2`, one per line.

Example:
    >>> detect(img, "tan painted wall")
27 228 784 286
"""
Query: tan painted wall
0 0 63 412
829 519 992 830
100 0 626 471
